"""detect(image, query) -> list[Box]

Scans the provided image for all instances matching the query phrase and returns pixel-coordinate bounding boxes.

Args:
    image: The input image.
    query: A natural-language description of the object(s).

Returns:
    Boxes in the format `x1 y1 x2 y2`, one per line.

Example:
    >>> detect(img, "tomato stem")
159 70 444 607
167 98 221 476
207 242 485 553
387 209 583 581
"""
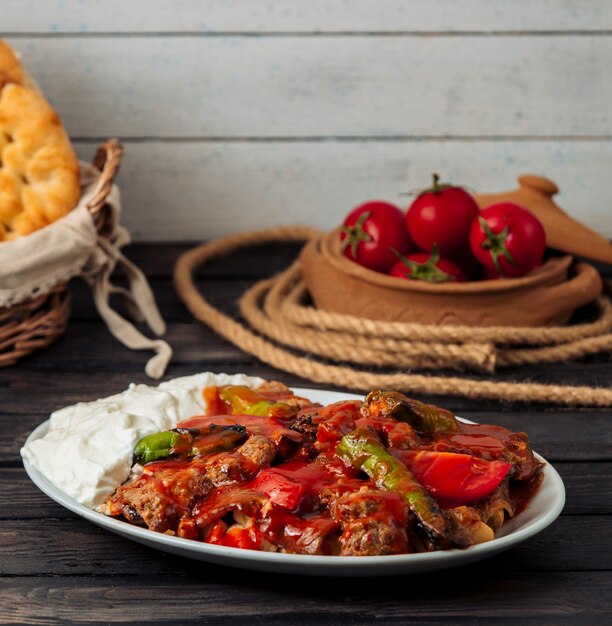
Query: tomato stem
392 244 455 283
340 211 373 260
401 173 456 197
478 216 515 276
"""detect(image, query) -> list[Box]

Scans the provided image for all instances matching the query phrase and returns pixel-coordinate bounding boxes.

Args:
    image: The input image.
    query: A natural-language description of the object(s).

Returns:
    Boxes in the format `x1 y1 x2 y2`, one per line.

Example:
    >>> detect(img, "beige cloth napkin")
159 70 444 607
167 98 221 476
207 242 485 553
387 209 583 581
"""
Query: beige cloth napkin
0 162 172 378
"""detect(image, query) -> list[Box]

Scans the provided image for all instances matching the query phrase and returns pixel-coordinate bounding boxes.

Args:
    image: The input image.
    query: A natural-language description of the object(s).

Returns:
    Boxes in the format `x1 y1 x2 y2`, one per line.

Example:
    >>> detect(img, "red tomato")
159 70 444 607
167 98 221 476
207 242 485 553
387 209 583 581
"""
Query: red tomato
316 409 357 444
398 450 511 504
222 526 264 551
204 520 228 544
251 468 305 510
449 245 480 281
405 174 479 255
480 266 502 281
469 203 546 277
205 519 264 550
340 201 413 273
389 247 467 283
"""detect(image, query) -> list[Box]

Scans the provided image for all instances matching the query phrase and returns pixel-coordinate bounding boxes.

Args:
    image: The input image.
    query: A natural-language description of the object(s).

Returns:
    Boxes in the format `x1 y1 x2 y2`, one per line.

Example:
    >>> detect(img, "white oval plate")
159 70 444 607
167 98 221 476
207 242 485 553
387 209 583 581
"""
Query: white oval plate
23 388 565 576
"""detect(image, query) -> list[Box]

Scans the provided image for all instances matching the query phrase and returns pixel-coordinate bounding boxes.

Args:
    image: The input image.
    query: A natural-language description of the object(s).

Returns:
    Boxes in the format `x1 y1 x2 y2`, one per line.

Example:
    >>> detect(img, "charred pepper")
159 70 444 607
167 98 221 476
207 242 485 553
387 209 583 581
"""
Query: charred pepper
133 424 247 465
337 427 450 547
219 385 297 419
362 390 458 433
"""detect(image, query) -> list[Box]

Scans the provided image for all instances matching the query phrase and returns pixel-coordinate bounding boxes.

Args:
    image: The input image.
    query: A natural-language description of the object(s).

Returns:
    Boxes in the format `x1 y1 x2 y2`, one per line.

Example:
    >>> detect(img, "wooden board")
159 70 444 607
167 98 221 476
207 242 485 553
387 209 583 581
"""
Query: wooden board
3 1 612 33
2 3 610 242
5 36 611 139
0 573 609 624
73 140 612 240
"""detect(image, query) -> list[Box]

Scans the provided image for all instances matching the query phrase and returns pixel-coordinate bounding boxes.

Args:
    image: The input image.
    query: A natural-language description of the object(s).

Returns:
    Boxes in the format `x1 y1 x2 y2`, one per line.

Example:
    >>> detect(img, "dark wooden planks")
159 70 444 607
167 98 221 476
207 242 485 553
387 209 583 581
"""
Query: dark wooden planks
67 276 253 323
0 468 70 519
121 242 305 279
1 242 611 625
12 317 612 389
14 321 253 369
66 241 304 322
1 572 611 625
1 515 612 575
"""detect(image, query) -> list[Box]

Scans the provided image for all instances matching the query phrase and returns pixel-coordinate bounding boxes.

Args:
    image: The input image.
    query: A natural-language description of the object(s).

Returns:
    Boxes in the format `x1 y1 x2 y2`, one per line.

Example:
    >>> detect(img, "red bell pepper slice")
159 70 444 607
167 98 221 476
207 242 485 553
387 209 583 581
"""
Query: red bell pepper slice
315 403 359 444
251 468 305 510
222 525 264 551
204 520 228 544
205 520 264 551
394 450 511 504
203 385 226 417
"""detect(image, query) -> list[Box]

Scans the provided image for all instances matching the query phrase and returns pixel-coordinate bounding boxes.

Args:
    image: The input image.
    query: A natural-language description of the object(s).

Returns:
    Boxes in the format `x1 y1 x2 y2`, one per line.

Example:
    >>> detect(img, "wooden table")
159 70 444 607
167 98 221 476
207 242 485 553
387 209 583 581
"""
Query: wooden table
1 243 611 624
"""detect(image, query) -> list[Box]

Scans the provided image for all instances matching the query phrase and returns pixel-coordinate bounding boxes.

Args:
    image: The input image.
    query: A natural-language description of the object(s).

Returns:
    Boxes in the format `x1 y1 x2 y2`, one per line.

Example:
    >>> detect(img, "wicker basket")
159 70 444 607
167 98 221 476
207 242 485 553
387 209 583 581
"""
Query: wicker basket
0 139 123 367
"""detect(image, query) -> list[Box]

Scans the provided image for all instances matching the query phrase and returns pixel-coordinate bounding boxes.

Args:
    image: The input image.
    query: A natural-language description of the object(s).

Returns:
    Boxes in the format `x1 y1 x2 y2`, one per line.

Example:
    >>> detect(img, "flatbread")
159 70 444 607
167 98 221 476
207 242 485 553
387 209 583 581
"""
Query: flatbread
0 40 79 241
0 40 26 84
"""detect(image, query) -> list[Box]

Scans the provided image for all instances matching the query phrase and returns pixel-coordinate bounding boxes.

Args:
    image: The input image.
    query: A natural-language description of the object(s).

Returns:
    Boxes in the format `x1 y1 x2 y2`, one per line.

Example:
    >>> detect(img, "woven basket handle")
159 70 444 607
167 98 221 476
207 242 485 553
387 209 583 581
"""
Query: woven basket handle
86 138 123 220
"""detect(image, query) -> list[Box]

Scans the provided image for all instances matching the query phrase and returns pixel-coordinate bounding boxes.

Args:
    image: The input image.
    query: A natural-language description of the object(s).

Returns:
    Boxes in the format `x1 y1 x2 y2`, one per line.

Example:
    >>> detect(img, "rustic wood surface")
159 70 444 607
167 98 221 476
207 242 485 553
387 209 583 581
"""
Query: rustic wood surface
12 36 611 138
3 2 612 241
5 1 612 33
0 242 610 624
72 141 612 242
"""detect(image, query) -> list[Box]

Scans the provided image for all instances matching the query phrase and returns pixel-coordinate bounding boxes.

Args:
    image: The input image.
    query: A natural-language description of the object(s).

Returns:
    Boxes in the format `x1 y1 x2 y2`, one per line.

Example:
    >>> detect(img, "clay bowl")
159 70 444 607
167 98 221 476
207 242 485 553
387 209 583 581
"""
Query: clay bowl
299 228 603 327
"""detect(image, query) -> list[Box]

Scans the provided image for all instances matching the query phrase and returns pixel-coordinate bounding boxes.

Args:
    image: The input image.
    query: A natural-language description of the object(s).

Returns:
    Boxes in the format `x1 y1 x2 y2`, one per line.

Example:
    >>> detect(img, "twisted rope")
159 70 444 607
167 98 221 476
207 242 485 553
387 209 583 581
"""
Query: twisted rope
174 226 612 407
280 263 612 346
241 266 497 372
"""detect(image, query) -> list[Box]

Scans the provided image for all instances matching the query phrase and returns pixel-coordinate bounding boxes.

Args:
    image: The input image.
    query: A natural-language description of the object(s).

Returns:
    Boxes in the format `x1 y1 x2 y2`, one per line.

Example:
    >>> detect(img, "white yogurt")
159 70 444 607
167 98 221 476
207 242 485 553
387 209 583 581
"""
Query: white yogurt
20 372 262 509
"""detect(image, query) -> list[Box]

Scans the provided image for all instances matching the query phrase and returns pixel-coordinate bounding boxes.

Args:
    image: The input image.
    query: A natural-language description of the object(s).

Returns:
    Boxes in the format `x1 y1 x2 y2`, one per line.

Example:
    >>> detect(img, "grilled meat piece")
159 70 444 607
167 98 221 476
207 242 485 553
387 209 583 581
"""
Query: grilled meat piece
236 435 276 469
330 489 409 556
289 413 318 443
337 518 408 556
205 435 276 486
256 380 316 410
204 453 250 487
443 506 494 547
106 464 212 533
506 432 539 480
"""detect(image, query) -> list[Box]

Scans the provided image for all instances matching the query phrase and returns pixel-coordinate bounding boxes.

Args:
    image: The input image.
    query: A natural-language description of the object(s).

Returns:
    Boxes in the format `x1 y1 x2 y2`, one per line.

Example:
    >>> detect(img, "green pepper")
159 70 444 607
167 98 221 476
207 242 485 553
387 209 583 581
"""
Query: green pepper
133 424 248 465
219 386 296 418
363 390 458 433
191 424 248 456
337 428 450 547
133 428 195 465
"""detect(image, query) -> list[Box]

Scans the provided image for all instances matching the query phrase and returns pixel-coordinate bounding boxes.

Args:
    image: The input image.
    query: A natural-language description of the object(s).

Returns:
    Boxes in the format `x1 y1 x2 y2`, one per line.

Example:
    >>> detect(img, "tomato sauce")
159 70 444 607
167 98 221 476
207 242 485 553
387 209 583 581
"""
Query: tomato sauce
178 414 301 446
431 423 512 458
246 459 364 514
107 384 544 556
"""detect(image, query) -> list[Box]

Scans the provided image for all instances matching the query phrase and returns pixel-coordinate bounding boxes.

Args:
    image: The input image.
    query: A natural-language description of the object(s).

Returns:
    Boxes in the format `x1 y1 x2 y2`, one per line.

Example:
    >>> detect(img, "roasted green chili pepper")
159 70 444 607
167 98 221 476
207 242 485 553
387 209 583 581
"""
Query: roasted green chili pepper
133 424 248 465
191 424 248 457
362 390 458 433
337 427 450 547
219 385 296 418
133 428 196 465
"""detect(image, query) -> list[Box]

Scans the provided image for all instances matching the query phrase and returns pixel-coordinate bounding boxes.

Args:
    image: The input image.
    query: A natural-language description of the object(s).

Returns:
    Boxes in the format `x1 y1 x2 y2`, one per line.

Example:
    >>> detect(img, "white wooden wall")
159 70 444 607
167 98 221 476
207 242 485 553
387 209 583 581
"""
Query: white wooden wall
3 1 612 240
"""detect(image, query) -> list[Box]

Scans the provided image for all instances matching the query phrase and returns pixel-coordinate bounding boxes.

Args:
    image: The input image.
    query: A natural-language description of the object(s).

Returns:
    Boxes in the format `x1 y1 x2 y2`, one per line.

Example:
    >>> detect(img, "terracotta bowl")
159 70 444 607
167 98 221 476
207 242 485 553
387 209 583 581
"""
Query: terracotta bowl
299 228 603 327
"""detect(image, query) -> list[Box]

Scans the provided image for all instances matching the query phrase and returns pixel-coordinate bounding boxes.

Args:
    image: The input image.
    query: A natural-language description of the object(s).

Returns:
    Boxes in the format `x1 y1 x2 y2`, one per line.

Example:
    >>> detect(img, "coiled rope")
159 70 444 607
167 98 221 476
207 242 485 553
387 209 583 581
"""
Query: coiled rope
174 226 612 407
